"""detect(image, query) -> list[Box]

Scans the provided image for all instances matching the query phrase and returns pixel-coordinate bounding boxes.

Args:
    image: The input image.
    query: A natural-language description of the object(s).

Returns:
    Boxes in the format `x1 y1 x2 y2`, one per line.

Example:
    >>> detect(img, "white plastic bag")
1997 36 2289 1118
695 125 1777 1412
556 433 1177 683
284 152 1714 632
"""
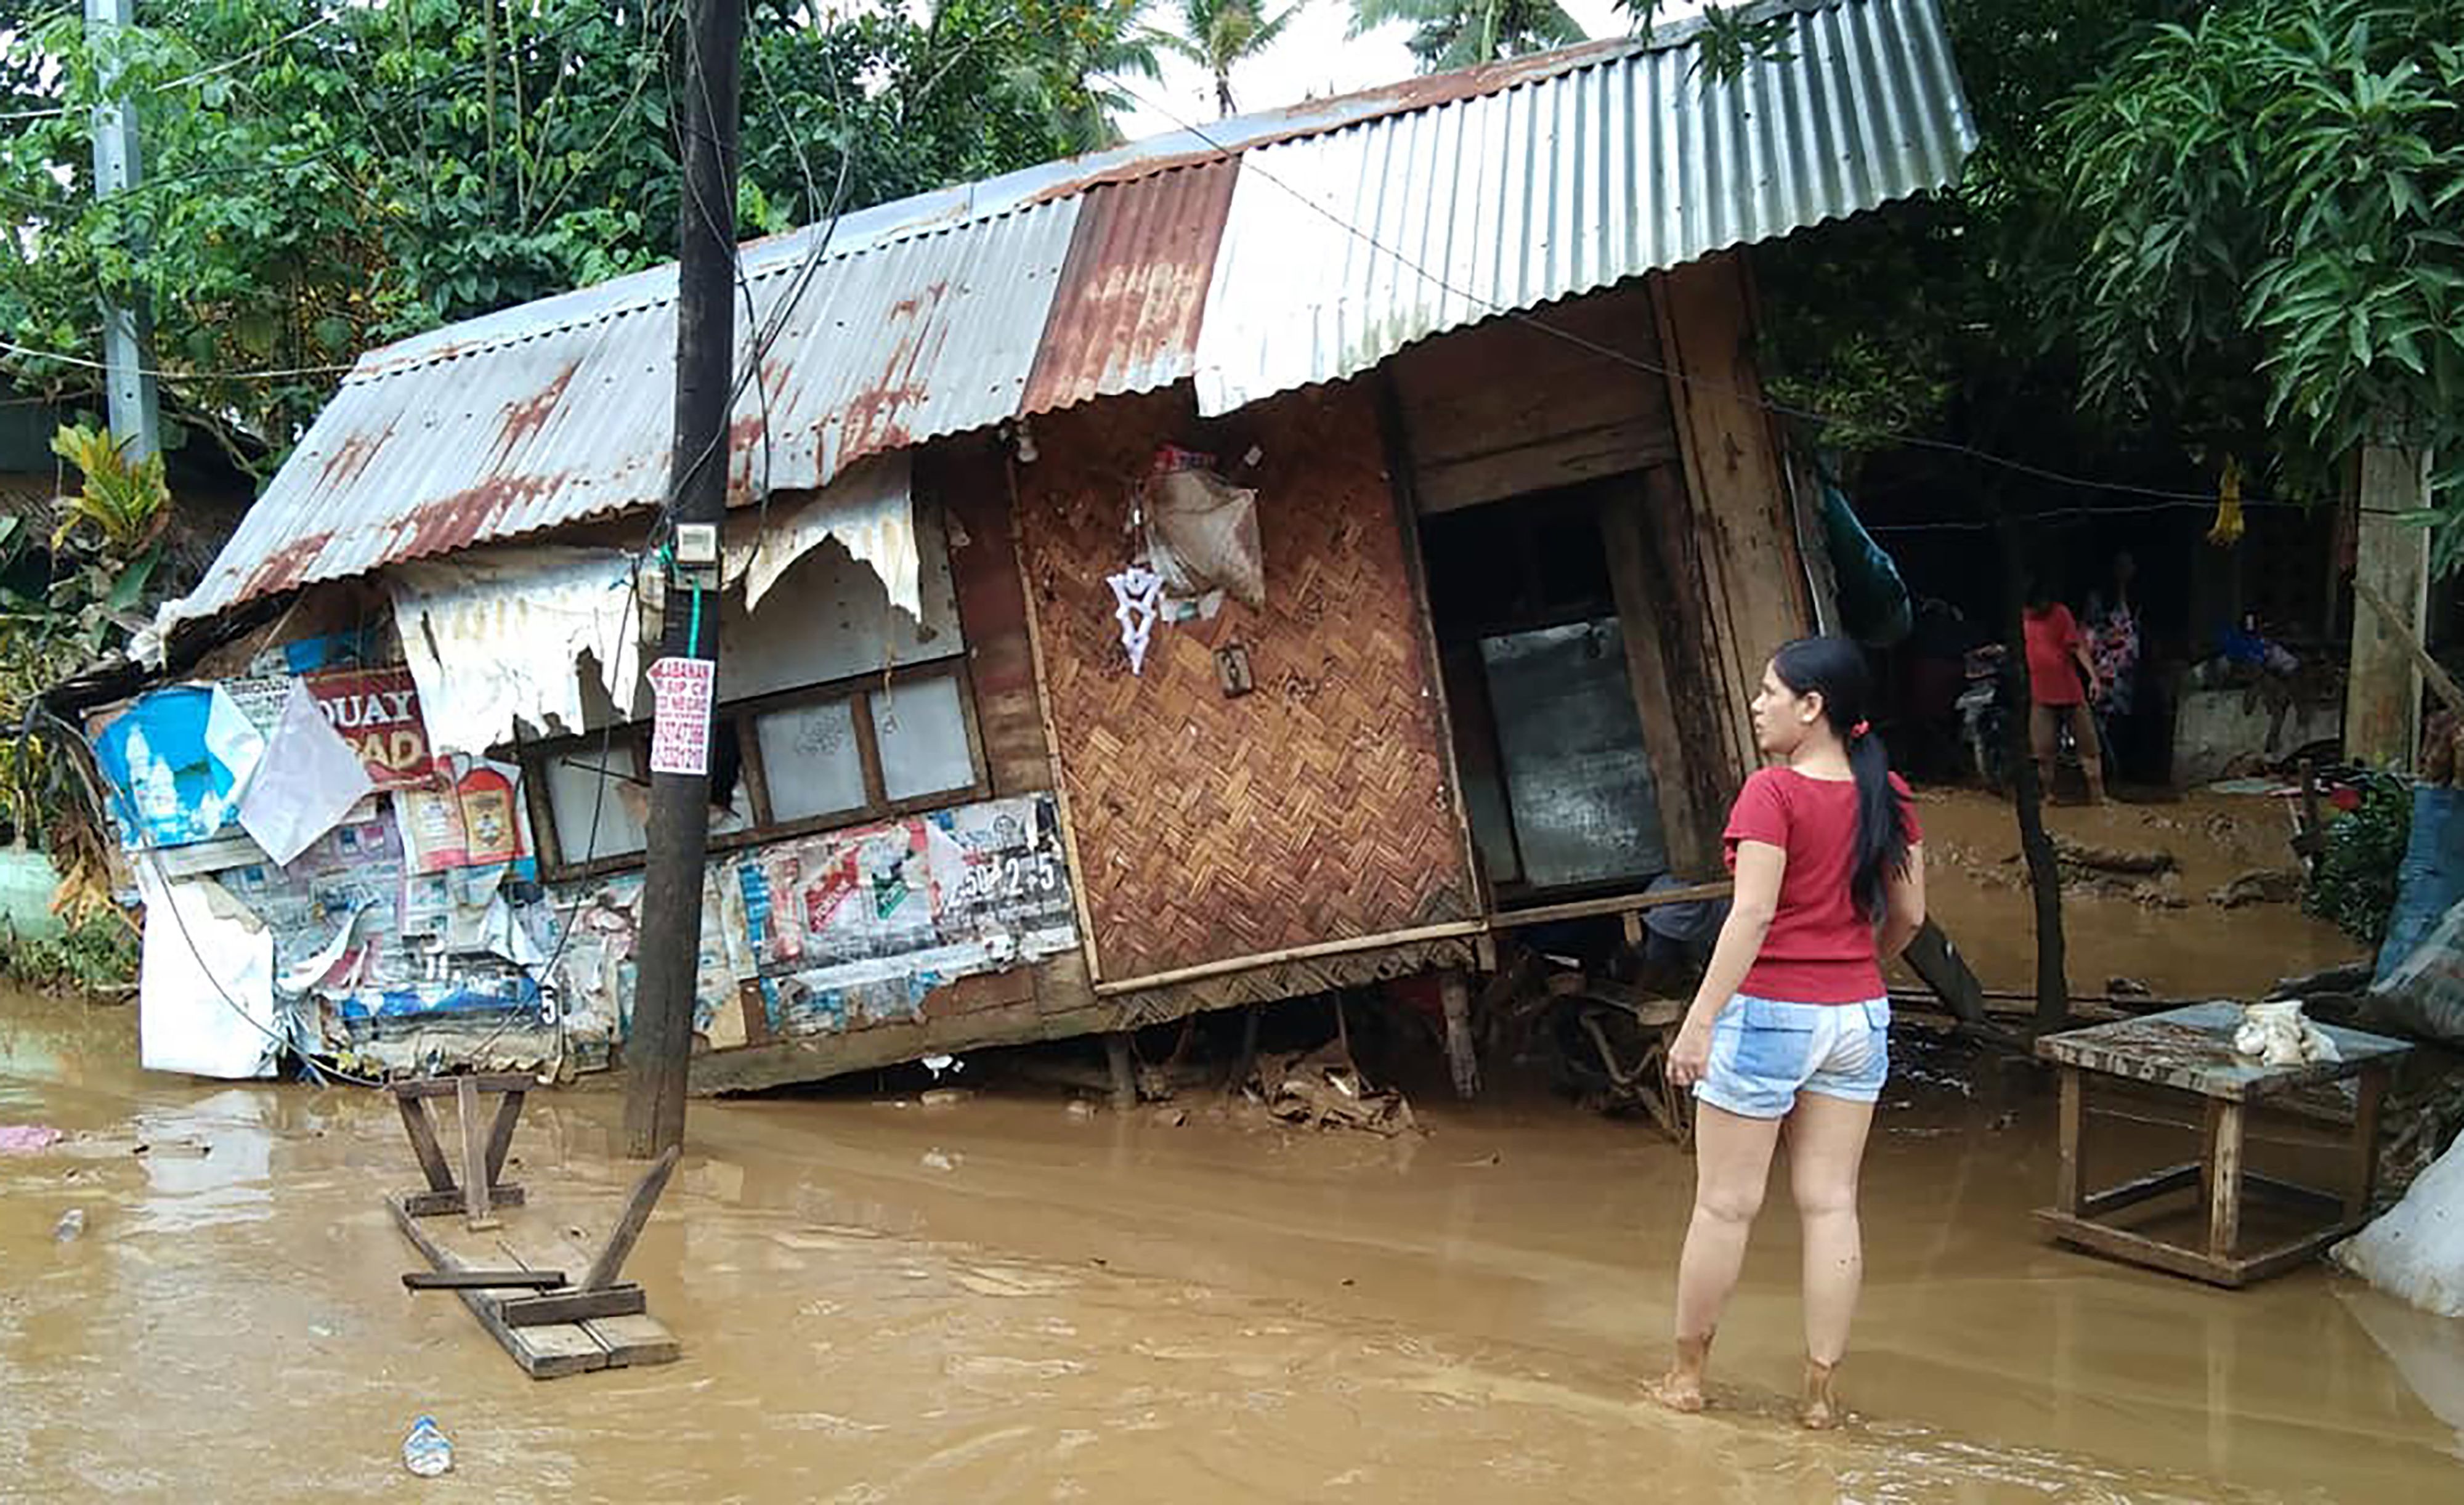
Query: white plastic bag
2335 1132 2464 1317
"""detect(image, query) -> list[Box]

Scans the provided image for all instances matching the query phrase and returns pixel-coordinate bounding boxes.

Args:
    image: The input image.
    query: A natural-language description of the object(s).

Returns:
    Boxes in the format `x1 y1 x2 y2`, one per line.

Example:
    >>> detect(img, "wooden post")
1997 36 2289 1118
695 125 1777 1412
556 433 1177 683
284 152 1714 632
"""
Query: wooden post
625 0 743 1160
2206 1101 2245 1260
2056 1068 2086 1215
1440 969 1480 1100
2346 1069 2388 1222
1996 509 2070 1034
1104 1031 1137 1110
583 1146 681 1292
456 1077 499 1231
2344 442 2433 769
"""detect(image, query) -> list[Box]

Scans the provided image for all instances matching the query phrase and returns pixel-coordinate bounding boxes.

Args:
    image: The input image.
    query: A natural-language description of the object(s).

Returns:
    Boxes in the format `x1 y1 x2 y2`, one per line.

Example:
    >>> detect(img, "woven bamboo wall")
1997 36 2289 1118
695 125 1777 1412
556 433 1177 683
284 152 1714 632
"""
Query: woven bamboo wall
1015 384 1477 984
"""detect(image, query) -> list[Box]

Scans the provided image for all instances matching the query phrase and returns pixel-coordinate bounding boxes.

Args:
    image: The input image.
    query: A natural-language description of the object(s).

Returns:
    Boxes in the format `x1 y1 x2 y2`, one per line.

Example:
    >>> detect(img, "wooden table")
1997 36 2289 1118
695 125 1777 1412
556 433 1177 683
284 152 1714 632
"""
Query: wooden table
2034 1002 2410 1287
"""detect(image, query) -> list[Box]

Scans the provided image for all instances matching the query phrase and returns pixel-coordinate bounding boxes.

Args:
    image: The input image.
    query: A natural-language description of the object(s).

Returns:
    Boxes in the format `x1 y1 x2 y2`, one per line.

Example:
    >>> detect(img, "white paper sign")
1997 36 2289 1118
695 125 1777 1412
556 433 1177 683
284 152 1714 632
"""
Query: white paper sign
647 656 717 776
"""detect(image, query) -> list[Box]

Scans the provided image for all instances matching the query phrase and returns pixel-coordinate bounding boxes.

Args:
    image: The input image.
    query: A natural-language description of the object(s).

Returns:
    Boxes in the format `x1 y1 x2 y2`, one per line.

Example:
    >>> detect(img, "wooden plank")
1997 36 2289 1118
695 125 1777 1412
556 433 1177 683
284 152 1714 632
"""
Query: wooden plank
482 1087 527 1187
1488 882 1734 931
583 1145 681 1291
2347 1068 2388 1220
1002 448 1104 983
394 1094 455 1194
1900 920 1989 1028
2354 577 2464 717
497 1228 679 1368
2034 1208 2243 1287
2036 1003 2410 1101
1092 920 1488 996
387 1196 609 1379
456 1076 498 1232
2056 1068 2086 1215
2081 1162 2199 1219
2207 1101 2246 1260
581 1313 681 1368
500 1285 646 1328
403 1269 565 1291
405 1185 526 1218
392 1074 537 1098
2245 1171 2347 1216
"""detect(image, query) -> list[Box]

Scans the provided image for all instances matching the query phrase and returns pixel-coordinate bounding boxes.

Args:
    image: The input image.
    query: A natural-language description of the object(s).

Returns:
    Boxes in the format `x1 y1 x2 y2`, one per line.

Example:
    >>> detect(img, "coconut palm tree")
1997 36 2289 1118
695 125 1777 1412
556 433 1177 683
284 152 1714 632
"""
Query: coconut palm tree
1151 0 1309 116
1348 0 1586 72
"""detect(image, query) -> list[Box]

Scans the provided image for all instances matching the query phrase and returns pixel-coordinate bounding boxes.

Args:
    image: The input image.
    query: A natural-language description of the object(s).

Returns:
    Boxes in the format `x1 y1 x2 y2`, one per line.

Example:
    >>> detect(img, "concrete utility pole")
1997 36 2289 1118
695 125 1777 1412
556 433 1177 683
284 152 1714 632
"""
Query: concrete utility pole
623 0 742 1159
86 0 161 460
2344 438 2433 769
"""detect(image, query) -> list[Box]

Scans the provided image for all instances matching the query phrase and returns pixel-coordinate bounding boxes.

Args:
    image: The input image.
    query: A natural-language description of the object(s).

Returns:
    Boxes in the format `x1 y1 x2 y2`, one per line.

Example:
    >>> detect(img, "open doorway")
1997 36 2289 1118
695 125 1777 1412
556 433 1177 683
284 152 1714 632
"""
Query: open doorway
1421 476 1671 907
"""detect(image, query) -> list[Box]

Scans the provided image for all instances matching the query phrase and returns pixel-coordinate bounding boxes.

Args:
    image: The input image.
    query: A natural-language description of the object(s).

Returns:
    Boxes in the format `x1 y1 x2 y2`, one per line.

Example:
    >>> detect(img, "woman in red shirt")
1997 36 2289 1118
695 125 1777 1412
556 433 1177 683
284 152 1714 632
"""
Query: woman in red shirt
1655 636 1926 1429
2023 582 2106 803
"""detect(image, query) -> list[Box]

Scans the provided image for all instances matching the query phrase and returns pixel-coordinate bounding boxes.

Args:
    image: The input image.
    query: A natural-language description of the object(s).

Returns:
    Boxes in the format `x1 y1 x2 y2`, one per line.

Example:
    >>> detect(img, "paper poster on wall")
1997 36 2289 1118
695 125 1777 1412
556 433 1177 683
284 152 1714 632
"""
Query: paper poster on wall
307 665 435 789
394 757 535 878
647 656 716 776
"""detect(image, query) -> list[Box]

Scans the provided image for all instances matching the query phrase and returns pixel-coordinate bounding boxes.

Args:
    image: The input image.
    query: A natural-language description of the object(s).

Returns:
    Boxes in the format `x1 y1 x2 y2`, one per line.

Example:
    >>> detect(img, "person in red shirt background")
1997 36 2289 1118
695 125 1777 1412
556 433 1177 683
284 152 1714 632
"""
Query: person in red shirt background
2022 578 2107 803
1654 636 1926 1430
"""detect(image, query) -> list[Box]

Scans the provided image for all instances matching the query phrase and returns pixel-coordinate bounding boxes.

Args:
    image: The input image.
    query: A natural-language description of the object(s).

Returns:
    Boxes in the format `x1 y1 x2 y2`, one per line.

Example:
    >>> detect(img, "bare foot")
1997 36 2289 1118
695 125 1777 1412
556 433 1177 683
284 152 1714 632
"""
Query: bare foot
1648 1335 1712 1414
1799 1358 1843 1430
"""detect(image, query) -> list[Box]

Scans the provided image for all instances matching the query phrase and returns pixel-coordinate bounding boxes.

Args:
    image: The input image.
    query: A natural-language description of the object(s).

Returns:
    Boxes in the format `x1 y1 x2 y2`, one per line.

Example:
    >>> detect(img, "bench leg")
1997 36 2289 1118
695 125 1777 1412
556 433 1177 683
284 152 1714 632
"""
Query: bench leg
2056 1068 2086 1215
2205 1100 2245 1260
2346 1069 2388 1222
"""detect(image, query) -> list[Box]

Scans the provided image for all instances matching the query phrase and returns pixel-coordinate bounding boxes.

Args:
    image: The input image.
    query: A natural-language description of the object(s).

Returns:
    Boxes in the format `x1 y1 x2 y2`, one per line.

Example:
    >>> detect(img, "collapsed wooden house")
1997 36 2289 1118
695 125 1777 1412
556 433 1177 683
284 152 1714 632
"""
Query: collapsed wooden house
95 0 1977 1088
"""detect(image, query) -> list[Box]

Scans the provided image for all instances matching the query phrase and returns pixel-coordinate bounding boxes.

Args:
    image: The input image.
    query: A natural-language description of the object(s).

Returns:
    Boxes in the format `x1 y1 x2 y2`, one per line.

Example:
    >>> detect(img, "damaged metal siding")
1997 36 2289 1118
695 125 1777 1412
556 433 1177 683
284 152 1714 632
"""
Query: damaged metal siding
170 0 1974 630
1191 0 1974 413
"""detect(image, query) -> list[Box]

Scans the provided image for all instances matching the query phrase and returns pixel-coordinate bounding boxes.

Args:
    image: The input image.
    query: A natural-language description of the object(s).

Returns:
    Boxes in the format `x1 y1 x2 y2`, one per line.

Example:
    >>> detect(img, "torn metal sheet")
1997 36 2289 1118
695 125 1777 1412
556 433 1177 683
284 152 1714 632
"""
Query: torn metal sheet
735 452 921 619
136 865 279 1080
390 546 642 755
237 679 376 867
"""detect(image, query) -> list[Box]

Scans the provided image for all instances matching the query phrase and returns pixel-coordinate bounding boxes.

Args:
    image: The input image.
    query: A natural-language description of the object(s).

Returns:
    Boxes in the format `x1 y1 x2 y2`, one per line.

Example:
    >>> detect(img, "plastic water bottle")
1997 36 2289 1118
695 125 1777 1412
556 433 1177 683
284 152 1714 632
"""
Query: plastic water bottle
401 1416 453 1477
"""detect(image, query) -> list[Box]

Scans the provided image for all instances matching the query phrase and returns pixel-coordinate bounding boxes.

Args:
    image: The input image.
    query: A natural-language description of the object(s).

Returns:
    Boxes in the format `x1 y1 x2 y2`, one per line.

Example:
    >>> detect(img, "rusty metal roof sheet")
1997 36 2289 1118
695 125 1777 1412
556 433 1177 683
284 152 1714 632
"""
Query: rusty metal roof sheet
171 0 1971 628
1022 160 1238 417
1192 0 1974 413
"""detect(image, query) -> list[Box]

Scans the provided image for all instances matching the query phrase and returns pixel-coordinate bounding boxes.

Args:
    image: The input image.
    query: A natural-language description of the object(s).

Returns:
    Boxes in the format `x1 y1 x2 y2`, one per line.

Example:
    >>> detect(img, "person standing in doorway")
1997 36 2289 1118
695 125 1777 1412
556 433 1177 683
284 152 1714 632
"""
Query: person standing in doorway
1655 637 1926 1429
2024 580 2105 803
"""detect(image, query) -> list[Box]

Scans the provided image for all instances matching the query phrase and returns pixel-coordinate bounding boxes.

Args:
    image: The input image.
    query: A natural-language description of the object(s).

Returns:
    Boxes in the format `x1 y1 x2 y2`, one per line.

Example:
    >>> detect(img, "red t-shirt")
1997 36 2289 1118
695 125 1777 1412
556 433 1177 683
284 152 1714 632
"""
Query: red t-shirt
2024 605 2087 707
1722 768 1923 1004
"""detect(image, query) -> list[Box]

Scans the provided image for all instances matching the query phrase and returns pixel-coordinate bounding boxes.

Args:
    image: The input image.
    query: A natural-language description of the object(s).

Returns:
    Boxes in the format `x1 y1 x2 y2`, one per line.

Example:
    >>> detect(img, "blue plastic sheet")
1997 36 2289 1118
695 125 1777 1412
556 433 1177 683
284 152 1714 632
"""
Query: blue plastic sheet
1818 478 1911 648
2378 786 2464 984
91 686 249 850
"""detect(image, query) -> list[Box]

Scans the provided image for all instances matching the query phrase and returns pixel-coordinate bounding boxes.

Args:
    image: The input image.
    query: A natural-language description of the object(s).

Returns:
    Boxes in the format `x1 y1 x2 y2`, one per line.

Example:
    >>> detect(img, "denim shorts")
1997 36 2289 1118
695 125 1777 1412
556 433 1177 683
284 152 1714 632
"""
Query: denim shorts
1695 996 1891 1119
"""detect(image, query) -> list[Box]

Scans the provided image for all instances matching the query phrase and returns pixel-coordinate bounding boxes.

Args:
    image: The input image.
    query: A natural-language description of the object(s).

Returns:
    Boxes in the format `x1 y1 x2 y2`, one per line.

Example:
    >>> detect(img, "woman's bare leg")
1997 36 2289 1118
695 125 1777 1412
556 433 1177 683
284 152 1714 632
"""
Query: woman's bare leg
2029 703 2060 797
1653 1101 1783 1412
1788 1090 1878 1429
2068 704 2108 803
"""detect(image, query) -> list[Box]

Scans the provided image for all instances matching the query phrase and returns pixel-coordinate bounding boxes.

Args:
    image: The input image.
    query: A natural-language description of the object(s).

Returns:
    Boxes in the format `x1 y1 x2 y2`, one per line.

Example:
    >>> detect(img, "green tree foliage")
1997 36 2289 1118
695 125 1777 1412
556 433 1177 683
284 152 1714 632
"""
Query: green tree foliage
0 1 1153 460
1149 0 1305 115
1348 0 1584 71
2052 1 2464 572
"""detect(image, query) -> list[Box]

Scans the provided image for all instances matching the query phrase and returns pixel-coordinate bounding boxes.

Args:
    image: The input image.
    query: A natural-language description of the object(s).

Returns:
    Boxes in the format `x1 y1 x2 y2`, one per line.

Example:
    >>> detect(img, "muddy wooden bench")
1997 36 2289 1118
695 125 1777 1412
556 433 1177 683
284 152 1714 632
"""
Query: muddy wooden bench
387 1075 683 1377
2033 1002 2410 1287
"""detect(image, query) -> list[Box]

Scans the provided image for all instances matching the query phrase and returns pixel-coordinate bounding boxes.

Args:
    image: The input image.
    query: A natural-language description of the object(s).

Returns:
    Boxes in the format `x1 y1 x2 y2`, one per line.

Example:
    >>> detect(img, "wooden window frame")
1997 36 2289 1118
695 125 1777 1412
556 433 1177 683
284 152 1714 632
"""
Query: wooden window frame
522 655 989 883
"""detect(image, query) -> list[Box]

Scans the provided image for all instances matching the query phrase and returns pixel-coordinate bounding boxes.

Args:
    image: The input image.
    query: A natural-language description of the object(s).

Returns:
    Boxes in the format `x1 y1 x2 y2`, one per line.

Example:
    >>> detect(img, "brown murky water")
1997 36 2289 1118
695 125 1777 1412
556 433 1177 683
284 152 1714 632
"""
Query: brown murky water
6 982 2462 1503
1912 789 2352 1001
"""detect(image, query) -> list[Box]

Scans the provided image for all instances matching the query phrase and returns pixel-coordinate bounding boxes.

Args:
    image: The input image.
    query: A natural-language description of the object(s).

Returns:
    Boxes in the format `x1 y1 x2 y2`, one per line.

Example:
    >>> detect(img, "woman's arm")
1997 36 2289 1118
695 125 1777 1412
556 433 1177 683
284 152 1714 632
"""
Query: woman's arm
1876 843 1927 960
1667 840 1785 1087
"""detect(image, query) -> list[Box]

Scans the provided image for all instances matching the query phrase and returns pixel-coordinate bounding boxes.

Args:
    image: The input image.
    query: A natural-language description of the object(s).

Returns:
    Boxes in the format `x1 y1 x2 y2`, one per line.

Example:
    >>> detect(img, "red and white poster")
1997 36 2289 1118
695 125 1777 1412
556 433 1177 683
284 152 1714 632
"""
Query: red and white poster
307 667 434 790
647 656 716 777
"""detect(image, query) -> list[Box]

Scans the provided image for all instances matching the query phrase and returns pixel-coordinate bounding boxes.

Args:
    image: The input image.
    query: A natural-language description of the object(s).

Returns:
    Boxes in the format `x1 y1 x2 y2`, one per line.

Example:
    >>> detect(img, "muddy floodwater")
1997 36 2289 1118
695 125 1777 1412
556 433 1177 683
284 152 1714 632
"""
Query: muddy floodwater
7 981 2463 1504
1913 789 2351 1002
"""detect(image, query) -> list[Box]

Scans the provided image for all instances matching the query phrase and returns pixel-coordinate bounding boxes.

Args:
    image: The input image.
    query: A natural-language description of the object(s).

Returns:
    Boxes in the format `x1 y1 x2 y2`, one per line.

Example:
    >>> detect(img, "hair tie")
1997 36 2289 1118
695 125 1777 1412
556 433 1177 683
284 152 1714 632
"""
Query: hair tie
1850 720 1871 739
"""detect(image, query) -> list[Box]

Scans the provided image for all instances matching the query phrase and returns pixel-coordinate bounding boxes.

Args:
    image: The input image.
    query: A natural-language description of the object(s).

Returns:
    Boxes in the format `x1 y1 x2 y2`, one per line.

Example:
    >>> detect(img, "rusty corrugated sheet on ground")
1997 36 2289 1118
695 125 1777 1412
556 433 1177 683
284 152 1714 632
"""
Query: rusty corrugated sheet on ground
168 0 1975 631
1021 160 1238 417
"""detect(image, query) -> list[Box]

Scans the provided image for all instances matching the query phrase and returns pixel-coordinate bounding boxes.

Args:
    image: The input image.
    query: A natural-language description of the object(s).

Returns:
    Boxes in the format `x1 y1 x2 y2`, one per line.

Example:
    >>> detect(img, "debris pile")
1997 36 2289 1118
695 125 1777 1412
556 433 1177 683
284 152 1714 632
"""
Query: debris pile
1241 1044 1419 1137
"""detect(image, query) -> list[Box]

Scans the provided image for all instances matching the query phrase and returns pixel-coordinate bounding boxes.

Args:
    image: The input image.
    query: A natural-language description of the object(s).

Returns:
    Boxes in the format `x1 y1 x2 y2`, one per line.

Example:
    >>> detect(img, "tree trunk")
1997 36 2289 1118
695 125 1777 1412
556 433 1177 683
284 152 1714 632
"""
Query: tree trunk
1995 509 2069 1034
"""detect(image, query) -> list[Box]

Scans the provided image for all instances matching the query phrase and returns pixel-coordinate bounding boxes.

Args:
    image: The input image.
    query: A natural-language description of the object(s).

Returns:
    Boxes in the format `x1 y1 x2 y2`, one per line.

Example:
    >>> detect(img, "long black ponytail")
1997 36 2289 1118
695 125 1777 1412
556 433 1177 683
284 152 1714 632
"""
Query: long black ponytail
1770 636 1911 919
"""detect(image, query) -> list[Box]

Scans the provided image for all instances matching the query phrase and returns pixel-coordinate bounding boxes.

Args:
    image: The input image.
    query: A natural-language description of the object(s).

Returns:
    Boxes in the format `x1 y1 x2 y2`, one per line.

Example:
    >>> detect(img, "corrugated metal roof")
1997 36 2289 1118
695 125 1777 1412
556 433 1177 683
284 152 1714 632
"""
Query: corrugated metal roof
170 0 1973 629
1022 160 1238 416
1193 0 1974 413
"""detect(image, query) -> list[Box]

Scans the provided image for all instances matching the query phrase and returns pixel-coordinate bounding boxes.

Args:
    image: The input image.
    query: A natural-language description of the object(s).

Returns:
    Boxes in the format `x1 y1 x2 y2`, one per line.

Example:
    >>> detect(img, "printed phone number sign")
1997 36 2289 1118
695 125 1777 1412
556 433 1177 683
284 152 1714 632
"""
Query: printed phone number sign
647 656 717 776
